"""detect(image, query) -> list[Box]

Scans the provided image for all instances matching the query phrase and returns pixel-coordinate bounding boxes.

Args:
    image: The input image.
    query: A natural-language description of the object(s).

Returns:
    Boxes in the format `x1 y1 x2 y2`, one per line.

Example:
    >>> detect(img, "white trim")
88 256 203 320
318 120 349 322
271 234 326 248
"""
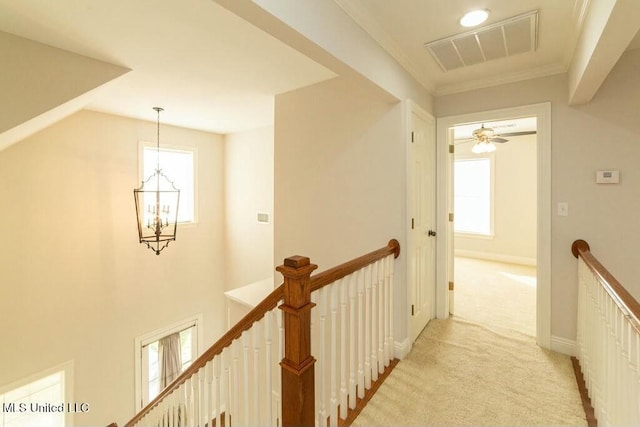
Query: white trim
436 102 552 350
0 360 74 427
551 335 577 356
454 250 537 267
433 63 567 96
394 338 411 360
134 313 203 411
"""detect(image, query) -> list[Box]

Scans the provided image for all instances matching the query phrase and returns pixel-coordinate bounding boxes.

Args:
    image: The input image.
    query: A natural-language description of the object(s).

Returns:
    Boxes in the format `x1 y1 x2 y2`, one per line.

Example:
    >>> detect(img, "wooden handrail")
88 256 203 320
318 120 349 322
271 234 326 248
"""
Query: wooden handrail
310 239 400 292
572 239 640 332
124 239 400 427
124 284 285 427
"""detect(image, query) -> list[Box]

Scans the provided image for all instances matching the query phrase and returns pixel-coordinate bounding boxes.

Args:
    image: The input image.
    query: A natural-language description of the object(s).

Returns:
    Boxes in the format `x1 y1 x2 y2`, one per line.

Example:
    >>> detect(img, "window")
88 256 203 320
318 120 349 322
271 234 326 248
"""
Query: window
0 362 72 427
141 143 196 224
135 316 201 409
454 157 493 236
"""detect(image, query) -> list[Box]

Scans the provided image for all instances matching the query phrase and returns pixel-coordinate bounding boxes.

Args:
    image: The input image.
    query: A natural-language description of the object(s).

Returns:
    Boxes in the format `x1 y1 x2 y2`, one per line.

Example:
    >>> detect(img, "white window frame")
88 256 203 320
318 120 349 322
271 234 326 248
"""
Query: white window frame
0 361 74 427
454 154 495 238
139 141 198 225
134 314 203 411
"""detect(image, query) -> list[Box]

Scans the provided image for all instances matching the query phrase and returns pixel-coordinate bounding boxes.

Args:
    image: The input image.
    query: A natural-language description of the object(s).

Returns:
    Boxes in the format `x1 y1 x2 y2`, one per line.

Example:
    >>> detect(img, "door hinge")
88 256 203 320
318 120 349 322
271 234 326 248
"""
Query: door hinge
449 281 454 291
449 144 454 154
449 212 454 222
411 131 415 143
411 304 415 316
411 218 415 229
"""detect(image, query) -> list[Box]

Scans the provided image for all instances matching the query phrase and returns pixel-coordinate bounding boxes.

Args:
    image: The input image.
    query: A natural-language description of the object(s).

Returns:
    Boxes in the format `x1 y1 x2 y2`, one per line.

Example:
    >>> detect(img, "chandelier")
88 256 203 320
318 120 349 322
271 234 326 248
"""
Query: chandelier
133 107 180 255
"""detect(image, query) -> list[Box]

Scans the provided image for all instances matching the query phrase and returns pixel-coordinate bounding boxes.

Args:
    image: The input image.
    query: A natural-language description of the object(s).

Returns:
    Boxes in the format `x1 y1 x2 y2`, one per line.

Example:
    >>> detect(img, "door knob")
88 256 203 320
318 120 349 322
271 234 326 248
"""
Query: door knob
428 230 436 237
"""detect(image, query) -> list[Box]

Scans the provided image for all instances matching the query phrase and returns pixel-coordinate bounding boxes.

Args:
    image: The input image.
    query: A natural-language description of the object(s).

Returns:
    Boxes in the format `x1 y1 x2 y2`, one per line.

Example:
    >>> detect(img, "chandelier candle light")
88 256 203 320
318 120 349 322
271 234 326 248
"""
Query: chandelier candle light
134 107 180 255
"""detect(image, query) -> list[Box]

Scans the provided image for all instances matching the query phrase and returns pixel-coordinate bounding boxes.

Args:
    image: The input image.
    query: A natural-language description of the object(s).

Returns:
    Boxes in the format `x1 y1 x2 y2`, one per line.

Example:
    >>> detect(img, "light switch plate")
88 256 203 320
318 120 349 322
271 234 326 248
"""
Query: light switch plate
596 170 619 184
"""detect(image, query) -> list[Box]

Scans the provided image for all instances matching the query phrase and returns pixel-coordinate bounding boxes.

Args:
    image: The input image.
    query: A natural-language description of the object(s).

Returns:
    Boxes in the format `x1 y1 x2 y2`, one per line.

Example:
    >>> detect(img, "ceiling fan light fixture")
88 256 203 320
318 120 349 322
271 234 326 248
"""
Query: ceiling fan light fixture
459 9 490 27
471 140 496 154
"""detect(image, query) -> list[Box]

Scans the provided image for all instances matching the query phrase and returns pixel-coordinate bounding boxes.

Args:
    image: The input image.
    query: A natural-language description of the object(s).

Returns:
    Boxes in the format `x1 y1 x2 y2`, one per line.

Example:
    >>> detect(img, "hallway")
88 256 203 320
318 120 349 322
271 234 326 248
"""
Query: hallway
352 318 586 426
352 257 587 426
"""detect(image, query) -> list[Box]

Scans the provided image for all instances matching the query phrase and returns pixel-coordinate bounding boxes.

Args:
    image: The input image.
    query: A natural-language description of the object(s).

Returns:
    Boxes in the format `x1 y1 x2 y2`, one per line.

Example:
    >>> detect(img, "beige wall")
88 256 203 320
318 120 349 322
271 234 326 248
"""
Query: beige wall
224 126 275 289
436 48 640 341
274 76 410 344
455 134 537 262
0 110 226 426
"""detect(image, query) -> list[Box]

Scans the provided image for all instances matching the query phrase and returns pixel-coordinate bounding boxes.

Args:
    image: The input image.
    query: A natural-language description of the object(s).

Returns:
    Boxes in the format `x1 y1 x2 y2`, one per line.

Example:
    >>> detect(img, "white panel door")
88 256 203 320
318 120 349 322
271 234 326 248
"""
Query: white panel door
408 110 436 343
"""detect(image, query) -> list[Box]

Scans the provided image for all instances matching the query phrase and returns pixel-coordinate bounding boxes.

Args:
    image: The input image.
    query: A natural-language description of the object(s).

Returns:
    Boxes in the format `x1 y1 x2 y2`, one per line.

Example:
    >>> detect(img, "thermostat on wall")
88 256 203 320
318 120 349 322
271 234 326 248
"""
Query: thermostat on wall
596 170 619 184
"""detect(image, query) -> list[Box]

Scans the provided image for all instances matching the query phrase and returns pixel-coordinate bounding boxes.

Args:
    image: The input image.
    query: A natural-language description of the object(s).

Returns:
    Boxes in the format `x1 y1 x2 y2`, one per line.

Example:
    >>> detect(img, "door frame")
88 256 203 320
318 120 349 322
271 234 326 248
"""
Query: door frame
405 99 437 346
435 102 551 349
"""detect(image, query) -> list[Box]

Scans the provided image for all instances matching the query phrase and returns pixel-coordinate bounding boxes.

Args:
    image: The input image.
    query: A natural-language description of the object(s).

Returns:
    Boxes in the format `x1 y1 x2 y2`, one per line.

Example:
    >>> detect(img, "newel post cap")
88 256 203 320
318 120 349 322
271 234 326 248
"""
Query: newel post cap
277 256 318 277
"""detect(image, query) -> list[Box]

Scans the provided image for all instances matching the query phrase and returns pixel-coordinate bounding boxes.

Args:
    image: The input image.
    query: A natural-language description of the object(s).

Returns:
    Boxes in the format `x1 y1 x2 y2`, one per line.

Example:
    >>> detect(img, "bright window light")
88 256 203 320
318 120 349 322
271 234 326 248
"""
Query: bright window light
0 371 65 427
459 9 490 27
143 146 195 224
454 157 492 235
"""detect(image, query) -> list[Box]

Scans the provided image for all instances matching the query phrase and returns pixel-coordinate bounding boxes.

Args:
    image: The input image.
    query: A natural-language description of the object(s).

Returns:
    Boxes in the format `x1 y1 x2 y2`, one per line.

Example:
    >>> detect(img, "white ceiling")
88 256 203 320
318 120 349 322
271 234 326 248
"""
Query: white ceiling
1 0 639 138
0 0 336 134
335 0 640 95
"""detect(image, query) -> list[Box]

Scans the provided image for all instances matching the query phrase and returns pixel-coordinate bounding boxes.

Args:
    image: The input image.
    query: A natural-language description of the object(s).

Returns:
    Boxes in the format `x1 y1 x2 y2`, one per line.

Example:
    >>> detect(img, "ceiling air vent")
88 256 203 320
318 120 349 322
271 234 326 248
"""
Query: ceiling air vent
425 10 538 72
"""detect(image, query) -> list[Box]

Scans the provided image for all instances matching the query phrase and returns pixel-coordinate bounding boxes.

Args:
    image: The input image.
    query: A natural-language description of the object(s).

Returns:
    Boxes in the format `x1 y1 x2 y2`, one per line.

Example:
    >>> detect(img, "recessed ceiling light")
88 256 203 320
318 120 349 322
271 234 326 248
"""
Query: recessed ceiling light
459 9 490 27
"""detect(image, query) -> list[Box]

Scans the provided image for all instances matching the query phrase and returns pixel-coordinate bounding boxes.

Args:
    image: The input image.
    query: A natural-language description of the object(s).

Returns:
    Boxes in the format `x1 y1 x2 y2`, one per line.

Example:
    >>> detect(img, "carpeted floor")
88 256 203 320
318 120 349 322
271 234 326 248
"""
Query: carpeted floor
453 257 537 337
352 318 587 426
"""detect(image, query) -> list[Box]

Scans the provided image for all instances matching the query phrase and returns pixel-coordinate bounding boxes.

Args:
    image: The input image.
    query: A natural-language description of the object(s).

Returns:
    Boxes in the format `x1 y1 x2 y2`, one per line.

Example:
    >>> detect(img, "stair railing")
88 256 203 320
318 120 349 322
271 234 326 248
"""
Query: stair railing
122 239 400 427
572 239 640 426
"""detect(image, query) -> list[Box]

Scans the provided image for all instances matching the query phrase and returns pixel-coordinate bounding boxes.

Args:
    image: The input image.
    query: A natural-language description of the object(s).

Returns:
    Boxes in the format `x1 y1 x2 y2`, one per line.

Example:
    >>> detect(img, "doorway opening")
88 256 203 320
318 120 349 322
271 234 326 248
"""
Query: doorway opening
435 103 551 349
451 117 537 336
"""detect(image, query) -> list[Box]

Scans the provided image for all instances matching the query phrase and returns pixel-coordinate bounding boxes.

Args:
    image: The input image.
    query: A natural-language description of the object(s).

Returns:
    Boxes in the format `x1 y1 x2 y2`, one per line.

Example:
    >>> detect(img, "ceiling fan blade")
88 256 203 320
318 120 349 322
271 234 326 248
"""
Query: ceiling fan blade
490 137 509 143
498 130 537 137
453 138 476 145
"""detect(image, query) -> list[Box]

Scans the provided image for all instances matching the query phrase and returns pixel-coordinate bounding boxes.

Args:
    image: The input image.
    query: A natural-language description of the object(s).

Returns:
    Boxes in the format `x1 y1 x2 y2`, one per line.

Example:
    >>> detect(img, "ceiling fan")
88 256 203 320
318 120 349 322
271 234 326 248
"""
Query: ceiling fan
455 124 536 154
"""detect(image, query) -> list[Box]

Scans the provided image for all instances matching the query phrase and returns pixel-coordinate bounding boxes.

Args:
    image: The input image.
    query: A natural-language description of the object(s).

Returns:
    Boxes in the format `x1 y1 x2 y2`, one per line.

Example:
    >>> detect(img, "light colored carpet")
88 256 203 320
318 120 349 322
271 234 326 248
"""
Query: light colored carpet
352 319 586 426
453 257 536 337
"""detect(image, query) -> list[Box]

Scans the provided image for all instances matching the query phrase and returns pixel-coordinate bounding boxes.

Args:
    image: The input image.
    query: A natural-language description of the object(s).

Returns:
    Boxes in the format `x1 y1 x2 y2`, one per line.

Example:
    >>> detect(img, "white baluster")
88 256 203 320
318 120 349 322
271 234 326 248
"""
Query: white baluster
205 360 213 427
252 320 261 425
356 268 365 399
223 346 231 427
330 281 339 426
389 254 395 361
232 341 241 426
364 264 372 389
242 332 250 425
214 353 222 427
377 260 385 374
185 378 192 427
383 255 391 364
348 272 357 409
192 371 200 426
265 311 274 426
276 306 284 427
318 286 328 426
340 276 349 420
168 390 175 427
371 262 379 382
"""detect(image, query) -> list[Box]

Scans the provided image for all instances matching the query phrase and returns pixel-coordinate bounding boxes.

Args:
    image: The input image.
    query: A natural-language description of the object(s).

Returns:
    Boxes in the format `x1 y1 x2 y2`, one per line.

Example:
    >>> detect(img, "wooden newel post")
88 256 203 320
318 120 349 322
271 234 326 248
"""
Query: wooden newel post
277 255 318 427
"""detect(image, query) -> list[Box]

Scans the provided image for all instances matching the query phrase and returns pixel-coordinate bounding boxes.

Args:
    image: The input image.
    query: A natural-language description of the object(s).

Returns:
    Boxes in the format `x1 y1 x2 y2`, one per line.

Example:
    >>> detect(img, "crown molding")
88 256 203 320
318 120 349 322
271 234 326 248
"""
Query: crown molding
332 0 435 93
433 63 567 96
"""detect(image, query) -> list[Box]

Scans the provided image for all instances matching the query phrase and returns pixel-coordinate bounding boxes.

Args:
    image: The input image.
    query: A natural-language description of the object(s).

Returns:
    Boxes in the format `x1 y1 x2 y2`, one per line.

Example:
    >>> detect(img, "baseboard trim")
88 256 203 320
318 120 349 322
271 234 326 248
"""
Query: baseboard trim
394 337 411 359
551 335 577 356
455 250 536 266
